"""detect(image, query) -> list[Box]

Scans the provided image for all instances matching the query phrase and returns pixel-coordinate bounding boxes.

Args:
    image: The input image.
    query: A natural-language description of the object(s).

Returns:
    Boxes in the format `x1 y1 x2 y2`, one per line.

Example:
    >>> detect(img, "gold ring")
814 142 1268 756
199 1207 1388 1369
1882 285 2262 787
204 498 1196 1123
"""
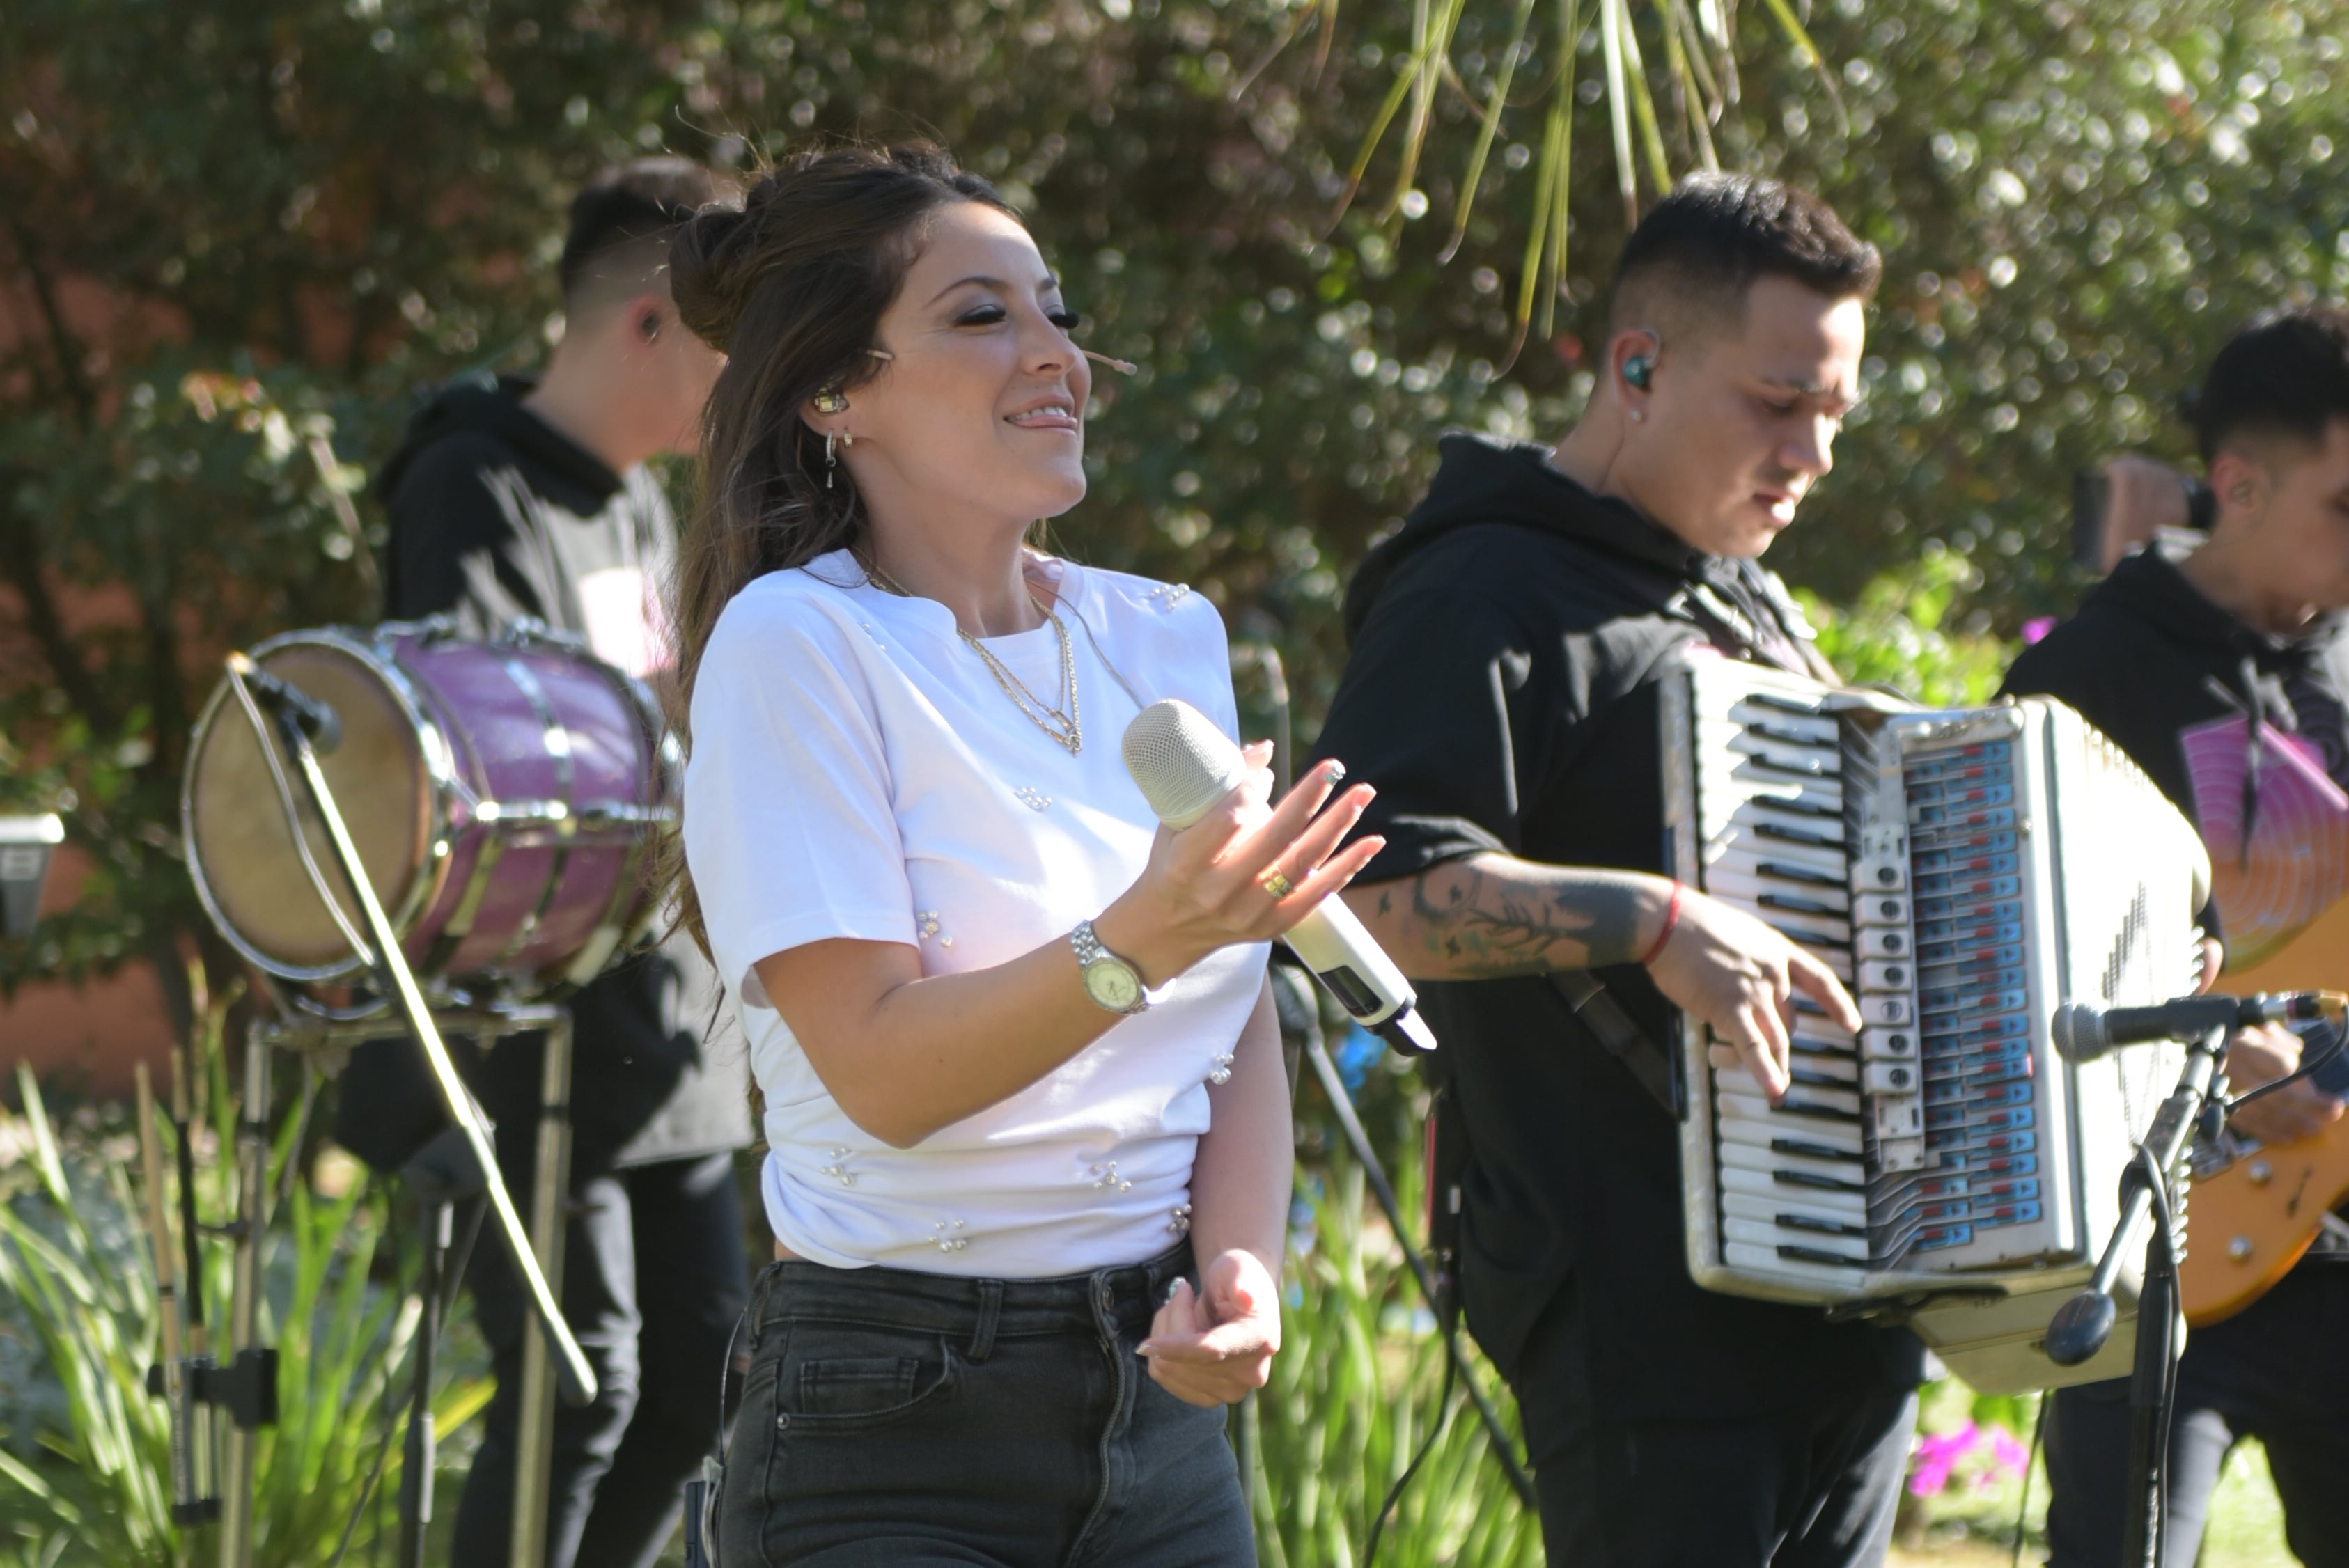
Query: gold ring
1261 870 1296 900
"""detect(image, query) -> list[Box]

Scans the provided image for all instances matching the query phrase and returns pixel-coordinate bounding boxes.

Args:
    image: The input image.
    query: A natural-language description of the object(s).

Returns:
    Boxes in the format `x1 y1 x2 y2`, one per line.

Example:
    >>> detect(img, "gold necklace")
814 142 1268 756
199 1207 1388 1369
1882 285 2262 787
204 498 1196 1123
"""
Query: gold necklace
862 556 1082 754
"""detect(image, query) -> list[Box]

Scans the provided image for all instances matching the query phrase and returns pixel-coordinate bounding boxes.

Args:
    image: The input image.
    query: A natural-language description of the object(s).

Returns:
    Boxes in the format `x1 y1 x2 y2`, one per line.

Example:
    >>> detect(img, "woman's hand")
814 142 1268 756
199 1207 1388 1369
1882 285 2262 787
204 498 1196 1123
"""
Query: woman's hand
1138 1249 1281 1408
1095 742 1383 986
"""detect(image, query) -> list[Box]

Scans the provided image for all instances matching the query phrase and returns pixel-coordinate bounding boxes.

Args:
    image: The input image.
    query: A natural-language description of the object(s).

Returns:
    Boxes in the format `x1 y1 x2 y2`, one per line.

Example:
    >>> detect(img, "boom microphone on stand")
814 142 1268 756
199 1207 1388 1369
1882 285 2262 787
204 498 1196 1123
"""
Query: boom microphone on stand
2050 991 2333 1063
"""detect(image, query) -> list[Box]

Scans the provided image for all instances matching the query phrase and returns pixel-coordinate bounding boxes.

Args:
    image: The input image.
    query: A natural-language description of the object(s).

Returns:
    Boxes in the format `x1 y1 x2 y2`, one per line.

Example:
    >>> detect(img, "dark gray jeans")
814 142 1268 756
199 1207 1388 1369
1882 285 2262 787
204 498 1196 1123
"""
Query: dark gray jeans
717 1241 1254 1567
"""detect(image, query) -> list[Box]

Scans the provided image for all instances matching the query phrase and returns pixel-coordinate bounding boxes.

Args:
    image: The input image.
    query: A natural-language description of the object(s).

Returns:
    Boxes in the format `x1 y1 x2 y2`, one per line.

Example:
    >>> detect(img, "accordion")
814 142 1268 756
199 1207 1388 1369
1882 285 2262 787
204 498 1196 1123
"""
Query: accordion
1660 651 2211 1393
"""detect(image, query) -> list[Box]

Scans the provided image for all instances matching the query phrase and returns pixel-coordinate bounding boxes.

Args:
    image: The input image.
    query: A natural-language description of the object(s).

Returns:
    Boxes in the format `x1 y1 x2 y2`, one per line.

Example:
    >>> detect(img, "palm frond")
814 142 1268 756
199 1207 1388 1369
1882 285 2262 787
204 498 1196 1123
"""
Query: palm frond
1248 0 1843 352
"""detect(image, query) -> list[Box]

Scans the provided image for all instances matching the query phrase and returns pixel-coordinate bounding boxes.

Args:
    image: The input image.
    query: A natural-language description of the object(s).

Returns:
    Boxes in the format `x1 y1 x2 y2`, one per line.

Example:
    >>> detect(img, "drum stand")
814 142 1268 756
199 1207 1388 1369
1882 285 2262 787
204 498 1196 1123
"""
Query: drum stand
178 659 598 1568
2044 1024 2229 1568
237 1003 575 1568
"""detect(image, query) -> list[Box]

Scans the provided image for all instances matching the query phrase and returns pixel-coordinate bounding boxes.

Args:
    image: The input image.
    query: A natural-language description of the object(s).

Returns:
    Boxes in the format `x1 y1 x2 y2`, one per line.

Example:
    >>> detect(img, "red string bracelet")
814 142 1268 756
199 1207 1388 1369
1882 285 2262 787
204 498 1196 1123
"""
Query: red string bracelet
1638 881 1685 967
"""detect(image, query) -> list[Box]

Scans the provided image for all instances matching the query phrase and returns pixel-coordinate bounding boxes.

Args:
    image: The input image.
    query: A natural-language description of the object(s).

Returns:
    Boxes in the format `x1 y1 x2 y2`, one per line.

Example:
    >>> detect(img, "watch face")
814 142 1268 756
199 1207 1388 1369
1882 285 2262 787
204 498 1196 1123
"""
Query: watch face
1084 960 1143 1011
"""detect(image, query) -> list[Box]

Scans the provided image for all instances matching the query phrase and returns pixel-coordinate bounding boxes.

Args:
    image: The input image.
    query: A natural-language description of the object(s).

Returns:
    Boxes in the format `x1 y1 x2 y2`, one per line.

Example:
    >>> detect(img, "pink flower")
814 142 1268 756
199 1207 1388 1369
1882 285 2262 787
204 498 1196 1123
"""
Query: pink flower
1907 1422 1979 1496
1907 1420 2031 1497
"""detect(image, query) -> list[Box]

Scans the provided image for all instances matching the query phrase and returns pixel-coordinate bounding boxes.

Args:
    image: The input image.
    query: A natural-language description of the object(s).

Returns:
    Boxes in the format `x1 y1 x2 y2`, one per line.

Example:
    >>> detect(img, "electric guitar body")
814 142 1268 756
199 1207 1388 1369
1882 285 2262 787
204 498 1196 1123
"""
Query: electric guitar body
2185 902 2349 1326
2184 1121 2349 1325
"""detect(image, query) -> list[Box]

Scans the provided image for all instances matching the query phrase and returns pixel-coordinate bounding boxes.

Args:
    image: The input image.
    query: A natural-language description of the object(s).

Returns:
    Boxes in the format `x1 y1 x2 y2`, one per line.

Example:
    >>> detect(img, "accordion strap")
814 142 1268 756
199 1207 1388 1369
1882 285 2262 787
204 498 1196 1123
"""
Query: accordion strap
1548 970 1685 1118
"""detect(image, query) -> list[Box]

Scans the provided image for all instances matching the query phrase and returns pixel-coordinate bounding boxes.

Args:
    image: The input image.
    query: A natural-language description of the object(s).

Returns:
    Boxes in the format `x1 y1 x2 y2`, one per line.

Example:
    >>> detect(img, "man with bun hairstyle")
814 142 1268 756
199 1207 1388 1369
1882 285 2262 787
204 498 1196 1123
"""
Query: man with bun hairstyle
2003 304 2349 1568
337 158 749 1568
1315 174 1923 1564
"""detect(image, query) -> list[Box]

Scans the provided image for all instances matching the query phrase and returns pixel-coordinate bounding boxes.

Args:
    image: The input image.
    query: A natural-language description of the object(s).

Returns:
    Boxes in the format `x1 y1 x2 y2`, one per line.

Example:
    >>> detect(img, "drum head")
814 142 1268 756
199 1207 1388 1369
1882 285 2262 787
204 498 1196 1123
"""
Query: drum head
185 639 434 975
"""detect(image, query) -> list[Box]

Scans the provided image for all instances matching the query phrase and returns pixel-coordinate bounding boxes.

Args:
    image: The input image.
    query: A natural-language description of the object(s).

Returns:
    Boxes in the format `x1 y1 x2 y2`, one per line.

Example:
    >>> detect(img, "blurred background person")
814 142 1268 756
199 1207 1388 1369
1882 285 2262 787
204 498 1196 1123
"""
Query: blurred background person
333 159 753 1568
2004 303 2349 1568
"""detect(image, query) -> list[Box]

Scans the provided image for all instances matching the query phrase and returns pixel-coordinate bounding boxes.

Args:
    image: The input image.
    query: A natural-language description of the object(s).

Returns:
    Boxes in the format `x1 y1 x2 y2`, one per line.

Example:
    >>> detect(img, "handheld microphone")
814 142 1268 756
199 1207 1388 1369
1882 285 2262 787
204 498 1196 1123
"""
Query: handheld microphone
1121 699 1437 1053
230 654 343 755
2050 992 2332 1063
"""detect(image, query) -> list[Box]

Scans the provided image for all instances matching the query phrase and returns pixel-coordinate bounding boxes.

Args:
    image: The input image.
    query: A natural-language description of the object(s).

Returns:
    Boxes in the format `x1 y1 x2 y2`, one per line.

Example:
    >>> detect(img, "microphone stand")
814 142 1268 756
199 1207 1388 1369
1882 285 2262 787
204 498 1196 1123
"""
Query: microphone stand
2042 1024 2229 1568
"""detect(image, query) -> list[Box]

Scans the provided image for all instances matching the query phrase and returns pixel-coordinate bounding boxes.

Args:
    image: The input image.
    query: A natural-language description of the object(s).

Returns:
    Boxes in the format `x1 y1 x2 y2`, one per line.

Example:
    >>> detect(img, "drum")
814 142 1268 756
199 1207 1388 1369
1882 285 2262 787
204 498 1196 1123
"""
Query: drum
184 619 673 997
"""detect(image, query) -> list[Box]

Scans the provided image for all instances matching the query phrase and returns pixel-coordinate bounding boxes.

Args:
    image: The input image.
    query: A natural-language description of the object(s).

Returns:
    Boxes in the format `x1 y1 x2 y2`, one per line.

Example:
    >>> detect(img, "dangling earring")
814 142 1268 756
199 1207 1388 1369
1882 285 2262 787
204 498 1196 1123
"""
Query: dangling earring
825 430 838 488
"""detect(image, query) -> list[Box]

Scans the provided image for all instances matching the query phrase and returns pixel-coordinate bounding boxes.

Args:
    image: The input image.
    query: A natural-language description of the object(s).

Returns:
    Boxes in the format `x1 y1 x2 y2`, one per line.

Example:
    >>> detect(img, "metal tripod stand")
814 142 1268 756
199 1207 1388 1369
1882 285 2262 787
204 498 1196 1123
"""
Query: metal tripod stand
155 655 600 1568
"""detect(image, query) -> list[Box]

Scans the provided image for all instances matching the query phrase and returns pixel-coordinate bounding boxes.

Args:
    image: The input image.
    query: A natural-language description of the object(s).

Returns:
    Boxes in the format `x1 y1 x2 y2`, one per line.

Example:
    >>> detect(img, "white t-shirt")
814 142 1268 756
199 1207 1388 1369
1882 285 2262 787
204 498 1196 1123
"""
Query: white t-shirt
683 549 1270 1276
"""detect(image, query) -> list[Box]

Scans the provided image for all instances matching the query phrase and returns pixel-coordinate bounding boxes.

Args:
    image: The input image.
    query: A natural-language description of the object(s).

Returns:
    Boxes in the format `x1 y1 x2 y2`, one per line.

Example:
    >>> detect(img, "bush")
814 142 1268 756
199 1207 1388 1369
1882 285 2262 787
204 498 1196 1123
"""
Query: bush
0 1012 487 1567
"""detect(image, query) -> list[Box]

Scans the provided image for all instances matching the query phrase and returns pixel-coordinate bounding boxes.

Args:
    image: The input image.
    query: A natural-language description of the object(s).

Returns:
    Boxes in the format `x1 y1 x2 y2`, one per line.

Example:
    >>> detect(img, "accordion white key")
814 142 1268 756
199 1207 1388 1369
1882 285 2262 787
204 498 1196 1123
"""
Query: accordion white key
1659 651 2213 1393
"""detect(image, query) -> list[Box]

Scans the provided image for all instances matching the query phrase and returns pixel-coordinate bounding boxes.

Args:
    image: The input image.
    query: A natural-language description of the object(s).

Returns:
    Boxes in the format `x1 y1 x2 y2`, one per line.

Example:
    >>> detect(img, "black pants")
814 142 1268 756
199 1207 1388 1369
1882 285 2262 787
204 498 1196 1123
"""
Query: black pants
453 1151 750 1568
2044 1262 2349 1568
718 1241 1253 1567
1513 1281 1915 1566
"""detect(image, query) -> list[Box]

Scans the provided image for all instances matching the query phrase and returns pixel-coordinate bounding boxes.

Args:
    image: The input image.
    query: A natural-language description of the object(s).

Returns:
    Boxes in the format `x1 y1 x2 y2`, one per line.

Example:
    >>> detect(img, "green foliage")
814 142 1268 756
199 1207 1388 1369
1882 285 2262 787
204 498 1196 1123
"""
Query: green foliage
1798 544 2018 708
1253 1142 1543 1566
1 368 380 989
0 1028 487 1567
0 1070 173 1568
13 0 2330 1000
10 0 2349 1044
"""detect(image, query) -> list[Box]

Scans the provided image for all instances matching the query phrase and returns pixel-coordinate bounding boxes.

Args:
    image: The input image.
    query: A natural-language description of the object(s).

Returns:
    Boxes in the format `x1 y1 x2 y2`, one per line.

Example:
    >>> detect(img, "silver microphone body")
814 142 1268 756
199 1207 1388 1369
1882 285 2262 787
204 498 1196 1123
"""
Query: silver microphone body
1121 699 1437 1053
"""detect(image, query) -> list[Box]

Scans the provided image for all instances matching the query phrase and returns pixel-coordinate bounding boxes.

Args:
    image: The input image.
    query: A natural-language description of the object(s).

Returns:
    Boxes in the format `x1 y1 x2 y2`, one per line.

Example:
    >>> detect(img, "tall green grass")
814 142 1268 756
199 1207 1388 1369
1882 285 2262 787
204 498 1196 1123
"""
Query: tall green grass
1252 1150 1544 1566
0 1016 487 1567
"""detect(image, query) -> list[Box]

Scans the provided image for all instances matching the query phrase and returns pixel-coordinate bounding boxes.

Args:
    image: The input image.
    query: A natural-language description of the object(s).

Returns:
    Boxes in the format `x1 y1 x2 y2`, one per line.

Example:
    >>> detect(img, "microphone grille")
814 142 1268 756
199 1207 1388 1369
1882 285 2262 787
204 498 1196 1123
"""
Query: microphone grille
2051 1003 2105 1064
1121 700 1249 829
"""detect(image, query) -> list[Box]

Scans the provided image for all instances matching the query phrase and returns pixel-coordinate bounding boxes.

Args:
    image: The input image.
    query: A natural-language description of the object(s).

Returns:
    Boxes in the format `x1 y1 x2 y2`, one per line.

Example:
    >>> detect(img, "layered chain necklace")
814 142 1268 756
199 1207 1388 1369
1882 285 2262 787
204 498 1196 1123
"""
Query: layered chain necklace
862 556 1082 754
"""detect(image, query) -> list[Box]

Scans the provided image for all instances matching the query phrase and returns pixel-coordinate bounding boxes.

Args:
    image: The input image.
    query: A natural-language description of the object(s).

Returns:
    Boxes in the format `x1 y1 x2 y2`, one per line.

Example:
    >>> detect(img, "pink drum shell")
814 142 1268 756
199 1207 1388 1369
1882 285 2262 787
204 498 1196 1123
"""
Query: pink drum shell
393 632 665 984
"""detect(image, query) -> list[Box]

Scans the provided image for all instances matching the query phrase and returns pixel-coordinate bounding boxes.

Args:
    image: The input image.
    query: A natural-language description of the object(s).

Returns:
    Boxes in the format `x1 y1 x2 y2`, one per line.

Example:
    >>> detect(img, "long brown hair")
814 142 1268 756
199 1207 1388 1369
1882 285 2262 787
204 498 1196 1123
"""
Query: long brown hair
662 141 1013 957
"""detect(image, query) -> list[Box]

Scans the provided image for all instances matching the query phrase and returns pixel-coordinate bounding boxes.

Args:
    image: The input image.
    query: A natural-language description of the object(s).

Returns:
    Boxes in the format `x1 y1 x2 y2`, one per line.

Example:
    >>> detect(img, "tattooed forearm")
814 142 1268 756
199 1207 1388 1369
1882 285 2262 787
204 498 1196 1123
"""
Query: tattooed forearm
1345 854 1666 981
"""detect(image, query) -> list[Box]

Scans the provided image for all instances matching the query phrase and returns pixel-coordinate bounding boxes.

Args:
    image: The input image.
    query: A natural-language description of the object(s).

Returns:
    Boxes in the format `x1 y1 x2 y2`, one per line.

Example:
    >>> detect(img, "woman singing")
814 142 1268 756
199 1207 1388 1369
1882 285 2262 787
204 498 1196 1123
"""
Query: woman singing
666 143 1380 1564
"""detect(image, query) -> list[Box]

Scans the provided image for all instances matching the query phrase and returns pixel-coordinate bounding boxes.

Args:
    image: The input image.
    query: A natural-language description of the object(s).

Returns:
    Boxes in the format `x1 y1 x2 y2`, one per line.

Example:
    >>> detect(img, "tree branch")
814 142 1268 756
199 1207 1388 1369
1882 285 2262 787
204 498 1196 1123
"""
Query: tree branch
0 469 109 726
4 213 96 430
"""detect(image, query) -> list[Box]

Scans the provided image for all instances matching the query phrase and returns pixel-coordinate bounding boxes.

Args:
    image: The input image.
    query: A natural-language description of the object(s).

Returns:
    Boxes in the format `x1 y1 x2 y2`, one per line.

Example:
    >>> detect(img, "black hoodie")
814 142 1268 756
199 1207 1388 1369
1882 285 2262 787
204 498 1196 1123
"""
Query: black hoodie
376 375 675 641
2001 549 2349 821
1311 433 1924 1420
334 377 747 1177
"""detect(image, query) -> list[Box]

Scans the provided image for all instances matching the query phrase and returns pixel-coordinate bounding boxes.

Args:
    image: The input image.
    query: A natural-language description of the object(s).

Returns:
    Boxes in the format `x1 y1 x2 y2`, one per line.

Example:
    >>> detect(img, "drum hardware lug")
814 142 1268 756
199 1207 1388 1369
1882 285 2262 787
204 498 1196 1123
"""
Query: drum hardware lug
493 616 589 654
425 836 510 979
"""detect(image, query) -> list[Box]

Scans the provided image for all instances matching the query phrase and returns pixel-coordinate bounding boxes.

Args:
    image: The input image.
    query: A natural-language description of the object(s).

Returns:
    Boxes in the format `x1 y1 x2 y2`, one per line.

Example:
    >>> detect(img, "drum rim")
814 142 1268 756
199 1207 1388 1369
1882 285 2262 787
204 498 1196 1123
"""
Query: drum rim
182 625 458 985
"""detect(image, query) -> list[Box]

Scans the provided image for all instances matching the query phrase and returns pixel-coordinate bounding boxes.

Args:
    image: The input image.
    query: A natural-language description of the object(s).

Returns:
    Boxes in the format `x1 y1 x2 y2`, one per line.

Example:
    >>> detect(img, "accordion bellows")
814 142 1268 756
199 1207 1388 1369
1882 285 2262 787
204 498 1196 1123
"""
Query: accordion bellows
1660 651 2210 1394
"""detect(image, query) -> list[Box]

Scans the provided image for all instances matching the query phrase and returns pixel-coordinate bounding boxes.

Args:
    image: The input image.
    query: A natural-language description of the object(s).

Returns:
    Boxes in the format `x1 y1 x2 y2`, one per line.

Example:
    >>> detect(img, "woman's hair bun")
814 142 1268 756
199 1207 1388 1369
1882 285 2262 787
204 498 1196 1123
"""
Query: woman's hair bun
668 201 759 350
